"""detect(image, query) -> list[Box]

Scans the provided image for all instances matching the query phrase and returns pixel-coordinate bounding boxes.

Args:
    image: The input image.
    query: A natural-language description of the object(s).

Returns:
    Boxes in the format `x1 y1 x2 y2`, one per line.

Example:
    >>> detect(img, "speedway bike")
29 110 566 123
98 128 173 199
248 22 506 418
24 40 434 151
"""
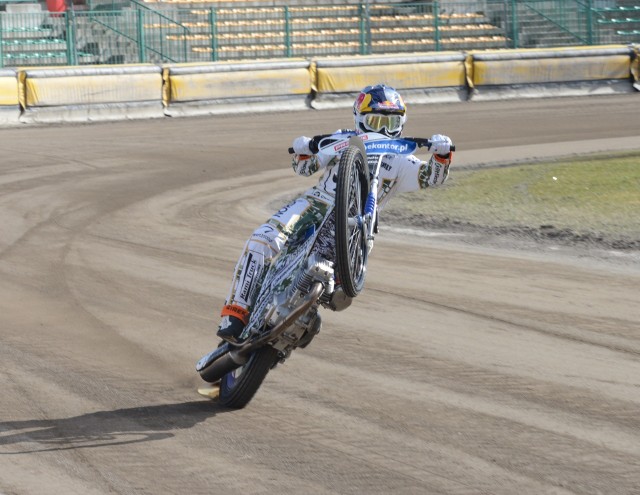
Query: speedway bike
196 132 453 408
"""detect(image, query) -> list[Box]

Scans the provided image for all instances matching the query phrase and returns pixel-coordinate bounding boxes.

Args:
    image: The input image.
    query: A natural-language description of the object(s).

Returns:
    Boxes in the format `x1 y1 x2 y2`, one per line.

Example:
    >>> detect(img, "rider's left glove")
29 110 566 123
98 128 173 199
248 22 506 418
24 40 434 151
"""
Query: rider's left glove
430 134 452 156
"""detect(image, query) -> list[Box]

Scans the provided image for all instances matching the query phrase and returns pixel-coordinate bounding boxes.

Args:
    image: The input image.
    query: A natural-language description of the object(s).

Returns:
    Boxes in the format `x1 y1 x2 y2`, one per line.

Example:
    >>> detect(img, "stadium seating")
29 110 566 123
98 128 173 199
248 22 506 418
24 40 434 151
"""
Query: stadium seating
0 1 636 66
149 4 508 60
594 5 640 43
0 1 102 65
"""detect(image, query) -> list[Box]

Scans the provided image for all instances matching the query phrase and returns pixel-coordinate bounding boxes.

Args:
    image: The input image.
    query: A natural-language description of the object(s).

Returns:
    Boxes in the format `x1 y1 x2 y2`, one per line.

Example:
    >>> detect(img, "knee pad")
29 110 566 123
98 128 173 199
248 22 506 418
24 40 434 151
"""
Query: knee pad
248 223 286 260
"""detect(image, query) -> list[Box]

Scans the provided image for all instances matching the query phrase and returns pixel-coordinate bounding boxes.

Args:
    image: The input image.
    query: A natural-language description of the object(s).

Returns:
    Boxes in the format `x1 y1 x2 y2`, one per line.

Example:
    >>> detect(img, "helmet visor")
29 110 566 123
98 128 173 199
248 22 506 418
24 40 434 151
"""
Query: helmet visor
364 114 403 133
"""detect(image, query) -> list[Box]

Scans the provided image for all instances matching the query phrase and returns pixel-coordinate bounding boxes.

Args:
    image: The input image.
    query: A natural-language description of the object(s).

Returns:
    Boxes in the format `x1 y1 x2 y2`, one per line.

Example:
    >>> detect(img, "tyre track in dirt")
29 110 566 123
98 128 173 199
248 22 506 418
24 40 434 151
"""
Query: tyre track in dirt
1 94 639 494
368 284 640 357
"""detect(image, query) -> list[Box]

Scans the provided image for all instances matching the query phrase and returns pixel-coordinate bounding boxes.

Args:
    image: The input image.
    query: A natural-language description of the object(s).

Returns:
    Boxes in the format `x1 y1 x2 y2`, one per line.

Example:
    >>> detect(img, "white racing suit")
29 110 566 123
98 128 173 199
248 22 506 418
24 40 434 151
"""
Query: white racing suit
219 129 452 325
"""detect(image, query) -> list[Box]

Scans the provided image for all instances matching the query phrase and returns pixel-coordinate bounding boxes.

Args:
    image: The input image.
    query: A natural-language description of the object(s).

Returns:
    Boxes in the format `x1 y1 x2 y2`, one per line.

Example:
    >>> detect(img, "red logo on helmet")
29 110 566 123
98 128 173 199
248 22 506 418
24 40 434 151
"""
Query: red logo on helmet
378 101 397 109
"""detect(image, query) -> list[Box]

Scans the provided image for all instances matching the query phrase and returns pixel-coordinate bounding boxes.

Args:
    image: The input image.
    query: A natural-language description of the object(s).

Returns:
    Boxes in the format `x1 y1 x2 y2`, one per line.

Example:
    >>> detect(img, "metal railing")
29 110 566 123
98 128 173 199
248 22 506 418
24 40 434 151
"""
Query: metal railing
79 0 190 63
0 1 637 67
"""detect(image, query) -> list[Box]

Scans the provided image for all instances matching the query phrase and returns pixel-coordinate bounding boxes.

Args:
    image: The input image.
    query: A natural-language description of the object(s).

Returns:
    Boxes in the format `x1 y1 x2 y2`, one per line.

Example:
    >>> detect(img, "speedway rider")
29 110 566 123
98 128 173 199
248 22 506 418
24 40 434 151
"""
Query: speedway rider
217 83 453 344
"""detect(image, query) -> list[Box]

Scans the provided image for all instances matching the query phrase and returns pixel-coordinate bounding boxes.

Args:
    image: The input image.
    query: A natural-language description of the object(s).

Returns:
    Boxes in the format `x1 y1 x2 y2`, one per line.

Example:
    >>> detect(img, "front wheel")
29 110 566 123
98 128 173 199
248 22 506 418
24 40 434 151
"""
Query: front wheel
335 145 370 298
218 346 279 409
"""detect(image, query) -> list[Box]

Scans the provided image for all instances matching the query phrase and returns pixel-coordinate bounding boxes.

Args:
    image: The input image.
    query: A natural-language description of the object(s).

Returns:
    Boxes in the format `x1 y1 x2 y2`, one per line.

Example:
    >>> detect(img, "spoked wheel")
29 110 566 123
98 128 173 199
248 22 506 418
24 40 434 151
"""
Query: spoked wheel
218 346 279 409
335 145 370 298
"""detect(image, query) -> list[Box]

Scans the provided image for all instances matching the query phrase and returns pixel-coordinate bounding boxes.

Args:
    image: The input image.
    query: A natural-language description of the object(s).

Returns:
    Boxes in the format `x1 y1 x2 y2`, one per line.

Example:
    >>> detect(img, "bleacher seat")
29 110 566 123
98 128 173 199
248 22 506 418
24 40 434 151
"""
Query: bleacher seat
4 2 47 30
141 1 510 60
0 0 514 65
594 3 640 43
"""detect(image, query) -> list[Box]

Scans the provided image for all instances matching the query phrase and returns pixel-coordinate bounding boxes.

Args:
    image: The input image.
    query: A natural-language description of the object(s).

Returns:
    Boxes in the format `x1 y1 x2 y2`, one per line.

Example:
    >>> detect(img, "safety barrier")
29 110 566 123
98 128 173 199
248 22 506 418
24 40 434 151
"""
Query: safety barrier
1 45 638 126
0 69 20 125
311 52 467 109
467 45 636 100
163 59 312 117
19 65 164 124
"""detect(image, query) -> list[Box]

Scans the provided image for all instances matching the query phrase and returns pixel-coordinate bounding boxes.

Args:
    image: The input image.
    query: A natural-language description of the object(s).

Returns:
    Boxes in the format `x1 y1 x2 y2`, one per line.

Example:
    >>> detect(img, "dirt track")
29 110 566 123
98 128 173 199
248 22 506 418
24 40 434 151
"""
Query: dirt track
1 95 639 495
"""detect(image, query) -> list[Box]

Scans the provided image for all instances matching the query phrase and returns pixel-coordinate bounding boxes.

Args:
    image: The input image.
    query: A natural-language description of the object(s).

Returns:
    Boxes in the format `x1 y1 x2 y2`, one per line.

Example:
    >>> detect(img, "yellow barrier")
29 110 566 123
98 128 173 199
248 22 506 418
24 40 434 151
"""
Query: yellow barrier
312 52 467 108
0 46 635 127
20 65 164 123
164 60 312 116
0 69 20 125
632 44 640 91
468 45 634 100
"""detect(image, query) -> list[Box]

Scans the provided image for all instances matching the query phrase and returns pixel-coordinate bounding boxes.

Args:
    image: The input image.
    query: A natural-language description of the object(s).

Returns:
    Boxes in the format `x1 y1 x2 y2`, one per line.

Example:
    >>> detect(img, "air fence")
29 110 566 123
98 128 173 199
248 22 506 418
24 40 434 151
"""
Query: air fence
0 43 636 126
0 1 638 67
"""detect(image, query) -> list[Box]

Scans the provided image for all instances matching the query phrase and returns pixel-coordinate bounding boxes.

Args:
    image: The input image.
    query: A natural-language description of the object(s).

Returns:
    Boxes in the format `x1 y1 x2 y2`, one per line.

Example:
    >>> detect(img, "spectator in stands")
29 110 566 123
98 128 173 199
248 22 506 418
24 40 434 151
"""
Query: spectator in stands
216 83 453 344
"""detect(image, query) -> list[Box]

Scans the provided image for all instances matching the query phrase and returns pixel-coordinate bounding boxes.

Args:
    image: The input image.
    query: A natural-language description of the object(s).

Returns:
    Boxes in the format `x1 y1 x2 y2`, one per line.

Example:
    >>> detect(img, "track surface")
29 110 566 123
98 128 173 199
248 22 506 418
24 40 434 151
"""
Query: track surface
1 95 639 494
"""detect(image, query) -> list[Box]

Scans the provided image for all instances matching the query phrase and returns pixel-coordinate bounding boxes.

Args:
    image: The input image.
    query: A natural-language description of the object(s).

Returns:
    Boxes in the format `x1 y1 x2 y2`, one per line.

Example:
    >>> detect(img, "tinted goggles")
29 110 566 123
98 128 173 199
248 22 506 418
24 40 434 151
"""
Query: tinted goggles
364 114 403 133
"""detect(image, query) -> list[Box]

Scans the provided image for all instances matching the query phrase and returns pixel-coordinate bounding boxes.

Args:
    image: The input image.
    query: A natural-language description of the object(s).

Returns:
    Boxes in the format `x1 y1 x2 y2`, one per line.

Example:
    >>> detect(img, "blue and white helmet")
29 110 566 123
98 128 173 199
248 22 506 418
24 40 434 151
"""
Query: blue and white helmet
353 84 407 137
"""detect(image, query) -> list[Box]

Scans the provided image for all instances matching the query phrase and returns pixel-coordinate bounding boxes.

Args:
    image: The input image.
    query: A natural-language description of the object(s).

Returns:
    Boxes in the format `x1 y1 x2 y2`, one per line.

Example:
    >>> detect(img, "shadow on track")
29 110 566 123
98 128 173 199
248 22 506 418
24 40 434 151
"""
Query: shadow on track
0 401 227 454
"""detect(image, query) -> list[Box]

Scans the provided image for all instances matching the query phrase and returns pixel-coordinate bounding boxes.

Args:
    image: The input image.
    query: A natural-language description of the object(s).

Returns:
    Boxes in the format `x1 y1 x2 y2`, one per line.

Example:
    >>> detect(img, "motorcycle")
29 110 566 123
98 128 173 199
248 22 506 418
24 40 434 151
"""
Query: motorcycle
196 132 454 408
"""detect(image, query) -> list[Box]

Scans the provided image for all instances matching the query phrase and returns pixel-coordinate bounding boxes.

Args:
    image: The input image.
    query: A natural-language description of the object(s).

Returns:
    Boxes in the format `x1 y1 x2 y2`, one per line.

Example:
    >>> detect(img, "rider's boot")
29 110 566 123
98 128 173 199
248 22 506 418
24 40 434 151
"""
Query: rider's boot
216 304 249 344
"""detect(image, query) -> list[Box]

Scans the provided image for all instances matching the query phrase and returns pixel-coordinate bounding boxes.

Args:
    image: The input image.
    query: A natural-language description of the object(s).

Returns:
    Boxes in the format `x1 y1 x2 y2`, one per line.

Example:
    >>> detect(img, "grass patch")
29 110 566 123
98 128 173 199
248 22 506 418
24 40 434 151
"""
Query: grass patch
385 153 640 243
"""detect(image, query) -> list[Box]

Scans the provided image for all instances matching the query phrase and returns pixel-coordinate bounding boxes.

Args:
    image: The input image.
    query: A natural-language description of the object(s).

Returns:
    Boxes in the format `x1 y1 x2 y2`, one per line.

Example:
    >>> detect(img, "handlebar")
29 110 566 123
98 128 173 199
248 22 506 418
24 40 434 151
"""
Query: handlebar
288 135 455 154
406 137 456 153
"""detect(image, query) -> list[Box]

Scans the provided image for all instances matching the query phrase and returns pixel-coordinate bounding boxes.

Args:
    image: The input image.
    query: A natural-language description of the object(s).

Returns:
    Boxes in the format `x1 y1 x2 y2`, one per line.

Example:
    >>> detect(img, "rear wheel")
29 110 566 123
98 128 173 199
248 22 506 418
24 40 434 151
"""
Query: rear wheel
335 145 369 298
218 346 279 409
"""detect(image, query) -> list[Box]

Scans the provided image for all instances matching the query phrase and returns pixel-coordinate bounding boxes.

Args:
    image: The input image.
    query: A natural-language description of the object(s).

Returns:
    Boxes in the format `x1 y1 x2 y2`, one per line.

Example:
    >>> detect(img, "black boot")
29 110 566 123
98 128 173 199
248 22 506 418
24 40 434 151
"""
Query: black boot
216 315 246 344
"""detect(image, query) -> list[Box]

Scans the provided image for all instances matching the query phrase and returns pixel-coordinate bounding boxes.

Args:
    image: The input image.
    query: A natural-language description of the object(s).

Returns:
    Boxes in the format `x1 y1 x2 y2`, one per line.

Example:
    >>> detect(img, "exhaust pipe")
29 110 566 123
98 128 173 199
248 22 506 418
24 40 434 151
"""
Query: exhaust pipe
197 282 324 383
198 349 248 383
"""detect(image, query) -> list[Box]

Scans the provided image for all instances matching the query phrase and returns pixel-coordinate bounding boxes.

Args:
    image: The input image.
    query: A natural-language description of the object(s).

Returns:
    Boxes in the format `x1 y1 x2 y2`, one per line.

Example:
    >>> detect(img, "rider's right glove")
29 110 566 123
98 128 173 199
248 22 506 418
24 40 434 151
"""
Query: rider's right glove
292 136 313 156
291 136 319 177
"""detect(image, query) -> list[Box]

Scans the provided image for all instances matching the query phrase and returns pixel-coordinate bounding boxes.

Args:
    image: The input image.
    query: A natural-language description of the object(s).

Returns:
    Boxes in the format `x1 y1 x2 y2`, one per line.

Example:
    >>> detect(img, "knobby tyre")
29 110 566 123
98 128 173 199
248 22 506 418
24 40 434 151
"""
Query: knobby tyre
218 346 279 409
335 146 369 298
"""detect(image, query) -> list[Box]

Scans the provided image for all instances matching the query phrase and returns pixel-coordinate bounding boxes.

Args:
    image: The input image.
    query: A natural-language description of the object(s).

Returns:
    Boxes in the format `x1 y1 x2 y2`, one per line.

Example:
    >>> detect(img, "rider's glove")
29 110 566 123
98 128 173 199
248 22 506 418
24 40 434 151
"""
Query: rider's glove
430 134 452 157
419 134 453 188
292 136 313 156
